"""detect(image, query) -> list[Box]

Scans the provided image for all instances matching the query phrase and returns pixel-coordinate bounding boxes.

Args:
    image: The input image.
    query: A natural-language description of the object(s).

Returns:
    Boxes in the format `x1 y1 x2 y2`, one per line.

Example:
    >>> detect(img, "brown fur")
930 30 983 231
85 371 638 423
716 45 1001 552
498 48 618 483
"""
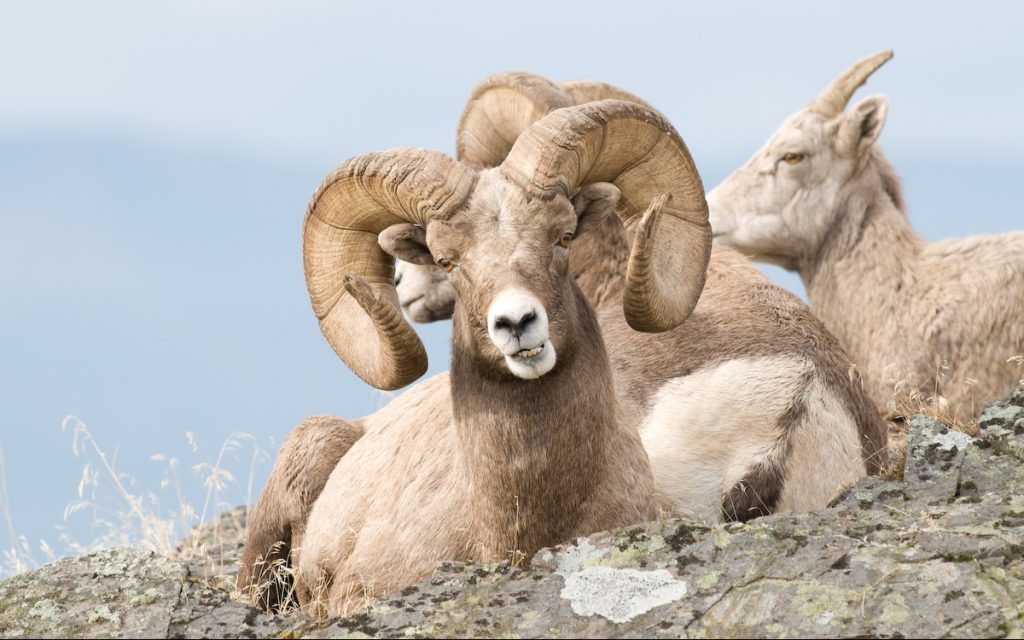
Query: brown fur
803 156 1024 416
449 284 655 559
235 415 364 610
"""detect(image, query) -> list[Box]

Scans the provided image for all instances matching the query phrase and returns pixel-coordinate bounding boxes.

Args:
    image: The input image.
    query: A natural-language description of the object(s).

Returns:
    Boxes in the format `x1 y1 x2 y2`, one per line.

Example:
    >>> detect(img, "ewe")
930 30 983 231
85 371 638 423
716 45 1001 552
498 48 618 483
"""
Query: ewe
708 51 1024 418
399 73 886 518
242 101 706 616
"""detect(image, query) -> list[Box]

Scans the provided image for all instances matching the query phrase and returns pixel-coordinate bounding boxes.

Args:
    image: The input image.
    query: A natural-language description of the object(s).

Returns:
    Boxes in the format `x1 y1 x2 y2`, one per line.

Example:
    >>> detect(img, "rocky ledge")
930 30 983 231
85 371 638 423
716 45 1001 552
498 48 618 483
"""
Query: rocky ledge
2 384 1023 638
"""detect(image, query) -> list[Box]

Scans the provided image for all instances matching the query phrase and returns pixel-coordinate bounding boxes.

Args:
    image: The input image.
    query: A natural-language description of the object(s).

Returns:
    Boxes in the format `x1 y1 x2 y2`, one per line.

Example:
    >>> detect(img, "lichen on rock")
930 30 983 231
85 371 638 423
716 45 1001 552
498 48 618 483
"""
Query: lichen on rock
2 382 1024 638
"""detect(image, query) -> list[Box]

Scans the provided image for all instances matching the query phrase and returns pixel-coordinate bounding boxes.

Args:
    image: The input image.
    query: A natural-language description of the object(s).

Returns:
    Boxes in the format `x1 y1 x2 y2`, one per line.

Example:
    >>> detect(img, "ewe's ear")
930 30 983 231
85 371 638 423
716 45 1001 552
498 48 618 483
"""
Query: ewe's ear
378 224 434 265
571 183 621 237
839 94 889 157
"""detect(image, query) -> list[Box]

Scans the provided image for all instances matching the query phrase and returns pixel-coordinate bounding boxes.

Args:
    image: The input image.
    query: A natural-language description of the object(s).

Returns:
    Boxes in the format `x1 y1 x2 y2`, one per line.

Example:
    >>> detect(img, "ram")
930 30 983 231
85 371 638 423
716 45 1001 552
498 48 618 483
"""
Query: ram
708 51 1024 418
242 101 706 616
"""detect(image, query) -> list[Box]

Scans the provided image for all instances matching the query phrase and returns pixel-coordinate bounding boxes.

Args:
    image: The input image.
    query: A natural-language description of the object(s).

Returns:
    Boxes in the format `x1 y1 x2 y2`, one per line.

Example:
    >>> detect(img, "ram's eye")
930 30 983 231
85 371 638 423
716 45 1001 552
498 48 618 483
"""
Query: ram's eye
437 258 454 273
556 232 573 248
782 152 805 164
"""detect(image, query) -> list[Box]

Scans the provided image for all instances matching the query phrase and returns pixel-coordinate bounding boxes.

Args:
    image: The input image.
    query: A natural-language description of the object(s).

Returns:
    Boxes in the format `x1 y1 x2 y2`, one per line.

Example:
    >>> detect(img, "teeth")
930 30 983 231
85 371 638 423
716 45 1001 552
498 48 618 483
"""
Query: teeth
513 345 543 358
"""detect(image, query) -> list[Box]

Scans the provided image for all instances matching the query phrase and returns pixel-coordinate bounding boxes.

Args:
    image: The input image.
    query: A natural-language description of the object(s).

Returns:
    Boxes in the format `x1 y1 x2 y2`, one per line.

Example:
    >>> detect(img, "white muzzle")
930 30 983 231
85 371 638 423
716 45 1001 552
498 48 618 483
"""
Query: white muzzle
486 288 556 379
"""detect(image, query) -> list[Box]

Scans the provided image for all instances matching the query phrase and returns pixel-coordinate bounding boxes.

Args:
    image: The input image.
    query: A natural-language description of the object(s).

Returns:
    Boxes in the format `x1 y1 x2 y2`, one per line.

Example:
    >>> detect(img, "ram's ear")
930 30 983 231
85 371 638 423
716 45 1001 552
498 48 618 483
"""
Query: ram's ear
838 94 889 158
571 183 621 237
378 224 434 265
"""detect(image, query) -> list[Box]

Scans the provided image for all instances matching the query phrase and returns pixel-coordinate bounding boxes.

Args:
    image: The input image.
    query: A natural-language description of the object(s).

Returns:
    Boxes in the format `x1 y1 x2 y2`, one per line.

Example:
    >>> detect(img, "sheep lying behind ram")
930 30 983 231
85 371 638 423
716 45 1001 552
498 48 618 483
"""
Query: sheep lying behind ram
708 50 1024 419
241 100 713 616
398 72 887 516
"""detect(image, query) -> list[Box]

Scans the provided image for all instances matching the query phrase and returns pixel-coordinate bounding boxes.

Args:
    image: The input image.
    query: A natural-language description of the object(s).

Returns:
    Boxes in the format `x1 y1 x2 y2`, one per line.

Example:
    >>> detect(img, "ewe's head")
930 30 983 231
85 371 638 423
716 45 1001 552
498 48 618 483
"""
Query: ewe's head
394 260 454 323
708 50 893 270
304 100 710 389
396 72 655 326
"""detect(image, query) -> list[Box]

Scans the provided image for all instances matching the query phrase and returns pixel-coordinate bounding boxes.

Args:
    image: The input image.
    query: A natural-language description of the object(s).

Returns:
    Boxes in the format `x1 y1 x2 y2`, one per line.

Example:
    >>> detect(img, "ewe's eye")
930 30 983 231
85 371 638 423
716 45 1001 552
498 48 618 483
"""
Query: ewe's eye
556 232 573 249
782 152 805 164
437 258 455 273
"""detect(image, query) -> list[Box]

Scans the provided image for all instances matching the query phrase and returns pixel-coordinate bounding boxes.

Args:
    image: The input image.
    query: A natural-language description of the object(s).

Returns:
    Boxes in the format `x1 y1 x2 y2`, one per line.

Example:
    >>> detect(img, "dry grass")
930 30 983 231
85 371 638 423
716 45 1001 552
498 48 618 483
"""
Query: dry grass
882 361 983 434
880 356 1024 480
0 416 270 579
881 361 981 473
232 541 300 612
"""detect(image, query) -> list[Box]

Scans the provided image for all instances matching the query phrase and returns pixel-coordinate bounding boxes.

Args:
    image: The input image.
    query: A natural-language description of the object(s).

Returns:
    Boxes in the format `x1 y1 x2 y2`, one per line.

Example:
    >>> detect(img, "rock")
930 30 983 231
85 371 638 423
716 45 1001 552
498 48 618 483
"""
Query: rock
0 545 311 639
977 385 1024 462
3 382 1024 638
902 414 978 504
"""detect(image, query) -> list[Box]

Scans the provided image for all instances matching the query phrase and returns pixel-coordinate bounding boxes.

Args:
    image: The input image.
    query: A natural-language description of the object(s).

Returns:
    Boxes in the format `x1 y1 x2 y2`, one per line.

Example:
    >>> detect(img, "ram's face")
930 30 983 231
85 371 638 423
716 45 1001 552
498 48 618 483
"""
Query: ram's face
707 110 855 270
427 172 585 379
381 171 616 380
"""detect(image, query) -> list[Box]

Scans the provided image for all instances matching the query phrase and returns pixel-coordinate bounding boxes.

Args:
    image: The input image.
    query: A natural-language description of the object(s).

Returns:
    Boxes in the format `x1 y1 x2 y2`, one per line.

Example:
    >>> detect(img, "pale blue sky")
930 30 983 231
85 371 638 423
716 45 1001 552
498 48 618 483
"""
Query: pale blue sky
1 1 1021 564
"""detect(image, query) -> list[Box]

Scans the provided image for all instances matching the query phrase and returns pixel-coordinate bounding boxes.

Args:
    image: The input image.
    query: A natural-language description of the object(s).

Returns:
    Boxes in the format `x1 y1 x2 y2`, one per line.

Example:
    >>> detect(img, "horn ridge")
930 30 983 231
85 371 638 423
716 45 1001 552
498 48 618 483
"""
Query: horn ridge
302 148 473 389
504 99 711 333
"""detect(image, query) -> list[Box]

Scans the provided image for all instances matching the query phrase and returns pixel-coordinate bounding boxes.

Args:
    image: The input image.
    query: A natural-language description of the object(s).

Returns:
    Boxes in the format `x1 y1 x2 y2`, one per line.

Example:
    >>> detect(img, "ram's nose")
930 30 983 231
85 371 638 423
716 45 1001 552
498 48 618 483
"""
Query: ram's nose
487 289 546 348
492 309 537 340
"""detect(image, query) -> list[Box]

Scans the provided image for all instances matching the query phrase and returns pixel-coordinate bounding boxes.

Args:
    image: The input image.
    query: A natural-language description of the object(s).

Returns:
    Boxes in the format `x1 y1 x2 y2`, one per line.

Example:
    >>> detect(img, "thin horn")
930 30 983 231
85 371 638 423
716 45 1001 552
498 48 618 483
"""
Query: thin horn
809 50 893 117
503 100 711 333
303 149 473 389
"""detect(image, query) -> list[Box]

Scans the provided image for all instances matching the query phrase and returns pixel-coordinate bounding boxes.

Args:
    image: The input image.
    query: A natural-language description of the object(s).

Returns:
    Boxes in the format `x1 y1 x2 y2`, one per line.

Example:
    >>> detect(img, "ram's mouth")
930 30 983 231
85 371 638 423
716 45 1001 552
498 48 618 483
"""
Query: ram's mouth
502 340 556 380
512 345 544 359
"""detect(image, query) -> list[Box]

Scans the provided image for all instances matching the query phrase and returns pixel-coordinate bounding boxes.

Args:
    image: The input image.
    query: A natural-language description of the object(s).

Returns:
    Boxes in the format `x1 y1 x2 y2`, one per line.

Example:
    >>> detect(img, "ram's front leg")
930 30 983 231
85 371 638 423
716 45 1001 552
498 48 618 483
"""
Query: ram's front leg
236 414 364 612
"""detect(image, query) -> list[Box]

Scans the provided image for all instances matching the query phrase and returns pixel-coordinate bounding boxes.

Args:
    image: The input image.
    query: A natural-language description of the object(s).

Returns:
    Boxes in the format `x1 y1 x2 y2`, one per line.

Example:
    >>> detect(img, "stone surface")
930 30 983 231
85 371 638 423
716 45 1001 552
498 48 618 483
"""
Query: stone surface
2 383 1023 638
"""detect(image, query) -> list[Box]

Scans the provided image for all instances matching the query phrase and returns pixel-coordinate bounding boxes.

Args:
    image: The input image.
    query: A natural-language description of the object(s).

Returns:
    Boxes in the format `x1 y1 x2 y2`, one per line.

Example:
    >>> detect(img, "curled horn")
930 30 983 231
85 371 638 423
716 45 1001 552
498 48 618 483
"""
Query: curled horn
457 72 657 170
503 100 711 333
302 149 473 390
456 72 572 171
809 50 893 117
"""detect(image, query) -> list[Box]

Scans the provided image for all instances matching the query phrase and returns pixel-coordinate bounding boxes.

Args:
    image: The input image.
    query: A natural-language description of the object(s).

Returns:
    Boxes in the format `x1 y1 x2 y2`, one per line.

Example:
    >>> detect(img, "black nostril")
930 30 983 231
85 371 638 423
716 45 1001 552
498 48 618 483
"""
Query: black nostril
395 272 402 286
494 311 536 338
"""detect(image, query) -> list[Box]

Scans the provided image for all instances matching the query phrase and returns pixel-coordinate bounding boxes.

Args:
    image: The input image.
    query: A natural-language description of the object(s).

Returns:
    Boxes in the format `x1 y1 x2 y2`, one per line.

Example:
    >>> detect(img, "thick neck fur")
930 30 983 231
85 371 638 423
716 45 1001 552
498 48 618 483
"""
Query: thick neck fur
449 282 653 560
802 151 925 376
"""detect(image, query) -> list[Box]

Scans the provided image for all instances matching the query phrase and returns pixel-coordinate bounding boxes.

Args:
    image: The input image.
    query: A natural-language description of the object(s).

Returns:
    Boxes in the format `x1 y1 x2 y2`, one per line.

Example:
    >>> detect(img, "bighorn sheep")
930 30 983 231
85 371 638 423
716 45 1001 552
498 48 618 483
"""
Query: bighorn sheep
707 50 1024 417
398 73 886 514
241 100 710 616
